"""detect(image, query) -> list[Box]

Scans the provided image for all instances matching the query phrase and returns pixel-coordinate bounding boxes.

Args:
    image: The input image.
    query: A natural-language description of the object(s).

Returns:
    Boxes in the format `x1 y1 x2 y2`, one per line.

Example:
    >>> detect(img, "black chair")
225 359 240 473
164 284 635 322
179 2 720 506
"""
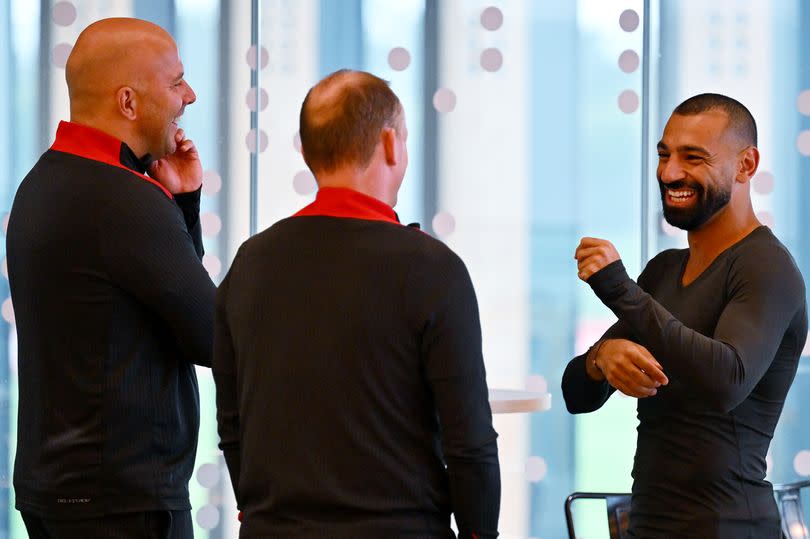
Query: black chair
774 479 810 539
565 491 632 539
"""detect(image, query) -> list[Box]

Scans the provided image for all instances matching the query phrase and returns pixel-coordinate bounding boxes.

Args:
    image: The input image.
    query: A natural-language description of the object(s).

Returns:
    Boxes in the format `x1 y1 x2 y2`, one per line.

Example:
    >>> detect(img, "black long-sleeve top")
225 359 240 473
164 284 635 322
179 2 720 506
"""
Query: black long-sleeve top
213 187 500 538
7 121 215 518
562 226 807 538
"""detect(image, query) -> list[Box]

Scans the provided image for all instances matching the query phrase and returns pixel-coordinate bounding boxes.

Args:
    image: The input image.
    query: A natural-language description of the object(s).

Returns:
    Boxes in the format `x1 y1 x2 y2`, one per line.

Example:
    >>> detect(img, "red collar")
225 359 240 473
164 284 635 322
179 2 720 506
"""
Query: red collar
293 187 401 225
50 121 173 199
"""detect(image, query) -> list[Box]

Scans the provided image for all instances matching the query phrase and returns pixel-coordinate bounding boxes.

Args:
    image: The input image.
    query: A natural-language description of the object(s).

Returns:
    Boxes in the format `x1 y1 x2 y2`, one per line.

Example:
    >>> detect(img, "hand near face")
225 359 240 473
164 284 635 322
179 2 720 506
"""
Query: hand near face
148 128 203 194
575 237 621 281
589 339 669 398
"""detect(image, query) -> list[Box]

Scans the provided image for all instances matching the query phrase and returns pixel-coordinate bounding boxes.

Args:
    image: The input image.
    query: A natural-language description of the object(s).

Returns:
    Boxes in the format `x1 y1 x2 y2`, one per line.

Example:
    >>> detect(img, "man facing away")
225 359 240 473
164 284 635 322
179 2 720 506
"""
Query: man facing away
213 70 500 538
562 93 807 538
7 18 215 539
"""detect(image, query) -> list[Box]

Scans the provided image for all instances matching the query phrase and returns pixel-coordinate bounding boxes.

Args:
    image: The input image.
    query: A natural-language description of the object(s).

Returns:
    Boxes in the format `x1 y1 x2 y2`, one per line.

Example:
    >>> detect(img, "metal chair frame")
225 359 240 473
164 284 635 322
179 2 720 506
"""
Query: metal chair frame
565 491 632 539
774 479 810 539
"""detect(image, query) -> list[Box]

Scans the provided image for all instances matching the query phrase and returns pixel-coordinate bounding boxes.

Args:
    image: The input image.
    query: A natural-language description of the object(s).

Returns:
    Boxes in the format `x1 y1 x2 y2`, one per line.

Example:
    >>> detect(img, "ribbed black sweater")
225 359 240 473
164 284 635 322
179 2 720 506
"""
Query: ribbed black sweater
213 187 500 538
7 121 215 518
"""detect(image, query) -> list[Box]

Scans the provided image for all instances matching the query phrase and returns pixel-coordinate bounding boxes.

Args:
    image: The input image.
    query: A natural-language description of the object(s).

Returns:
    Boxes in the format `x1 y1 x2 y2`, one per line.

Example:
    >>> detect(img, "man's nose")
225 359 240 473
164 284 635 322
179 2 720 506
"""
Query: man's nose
184 82 197 105
658 157 686 183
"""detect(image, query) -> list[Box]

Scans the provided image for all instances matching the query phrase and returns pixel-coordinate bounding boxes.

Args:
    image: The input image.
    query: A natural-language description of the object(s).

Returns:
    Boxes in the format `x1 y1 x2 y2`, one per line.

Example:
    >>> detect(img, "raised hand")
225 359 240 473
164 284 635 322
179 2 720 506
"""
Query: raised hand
588 339 669 398
148 128 203 195
575 237 621 281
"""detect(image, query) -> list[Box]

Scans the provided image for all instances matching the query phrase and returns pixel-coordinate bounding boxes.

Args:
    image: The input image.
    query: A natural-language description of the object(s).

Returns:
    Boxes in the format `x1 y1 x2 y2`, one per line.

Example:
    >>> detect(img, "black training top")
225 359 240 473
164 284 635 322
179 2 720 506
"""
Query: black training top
7 121 215 518
213 187 500 539
562 226 807 538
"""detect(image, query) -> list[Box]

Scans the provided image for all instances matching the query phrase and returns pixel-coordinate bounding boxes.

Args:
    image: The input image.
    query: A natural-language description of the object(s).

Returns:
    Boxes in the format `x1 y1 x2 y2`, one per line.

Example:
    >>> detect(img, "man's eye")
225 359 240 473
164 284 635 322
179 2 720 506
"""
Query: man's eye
685 155 703 161
657 153 669 159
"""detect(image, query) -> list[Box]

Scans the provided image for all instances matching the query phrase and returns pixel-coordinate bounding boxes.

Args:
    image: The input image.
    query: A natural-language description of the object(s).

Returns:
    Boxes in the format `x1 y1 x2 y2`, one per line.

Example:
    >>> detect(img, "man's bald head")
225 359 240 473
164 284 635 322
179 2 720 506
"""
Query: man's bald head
66 18 178 121
299 70 403 174
64 18 196 160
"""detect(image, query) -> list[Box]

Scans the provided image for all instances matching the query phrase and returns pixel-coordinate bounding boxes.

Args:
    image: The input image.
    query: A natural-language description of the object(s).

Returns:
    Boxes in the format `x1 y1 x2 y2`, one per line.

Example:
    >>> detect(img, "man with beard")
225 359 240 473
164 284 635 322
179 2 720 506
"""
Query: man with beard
561 93 807 538
7 18 214 538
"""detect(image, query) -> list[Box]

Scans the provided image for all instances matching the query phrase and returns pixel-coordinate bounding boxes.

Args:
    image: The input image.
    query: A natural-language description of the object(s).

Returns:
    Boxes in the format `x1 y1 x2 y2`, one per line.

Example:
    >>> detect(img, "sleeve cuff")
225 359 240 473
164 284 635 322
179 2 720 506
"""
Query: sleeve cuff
587 259 632 302
174 186 202 213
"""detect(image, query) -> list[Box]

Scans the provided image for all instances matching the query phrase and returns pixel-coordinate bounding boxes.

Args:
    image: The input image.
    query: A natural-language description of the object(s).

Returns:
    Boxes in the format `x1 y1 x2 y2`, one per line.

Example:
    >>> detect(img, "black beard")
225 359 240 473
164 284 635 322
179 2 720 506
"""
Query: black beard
659 179 731 231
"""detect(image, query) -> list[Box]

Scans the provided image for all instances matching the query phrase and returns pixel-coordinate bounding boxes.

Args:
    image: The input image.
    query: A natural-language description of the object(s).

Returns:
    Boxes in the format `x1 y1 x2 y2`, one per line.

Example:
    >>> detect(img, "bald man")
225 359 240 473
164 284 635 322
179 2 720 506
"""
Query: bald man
213 70 500 538
7 18 215 538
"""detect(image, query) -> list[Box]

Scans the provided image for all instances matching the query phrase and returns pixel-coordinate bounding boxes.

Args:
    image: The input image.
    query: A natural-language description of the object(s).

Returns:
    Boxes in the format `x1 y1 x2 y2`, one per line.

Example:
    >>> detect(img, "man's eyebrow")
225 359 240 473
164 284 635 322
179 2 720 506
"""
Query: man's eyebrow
676 144 710 155
657 141 668 151
173 72 184 82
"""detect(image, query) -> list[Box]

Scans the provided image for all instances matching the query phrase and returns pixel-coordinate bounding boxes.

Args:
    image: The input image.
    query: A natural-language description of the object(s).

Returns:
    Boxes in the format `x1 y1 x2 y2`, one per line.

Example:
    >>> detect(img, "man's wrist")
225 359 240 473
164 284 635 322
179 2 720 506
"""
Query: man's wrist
585 340 607 381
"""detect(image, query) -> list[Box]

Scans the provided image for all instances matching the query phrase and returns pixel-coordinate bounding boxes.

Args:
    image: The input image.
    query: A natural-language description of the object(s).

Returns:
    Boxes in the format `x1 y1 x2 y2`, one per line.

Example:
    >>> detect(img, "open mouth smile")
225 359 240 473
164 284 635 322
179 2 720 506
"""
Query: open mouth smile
665 188 697 206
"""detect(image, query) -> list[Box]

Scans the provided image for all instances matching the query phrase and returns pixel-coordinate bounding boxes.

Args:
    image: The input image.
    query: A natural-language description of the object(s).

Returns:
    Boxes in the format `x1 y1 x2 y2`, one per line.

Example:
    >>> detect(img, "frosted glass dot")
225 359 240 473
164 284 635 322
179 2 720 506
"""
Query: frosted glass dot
618 49 640 73
753 171 774 195
246 87 268 112
196 463 220 488
620 9 640 32
1 298 14 325
388 47 411 71
432 211 456 237
293 170 317 195
1 259 7 279
52 2 77 26
661 216 684 238
202 170 222 196
797 130 810 156
756 210 774 228
526 375 548 393
525 456 547 482
51 43 73 68
246 45 269 70
196 505 220 530
293 131 302 154
203 254 222 279
480 6 503 31
618 90 639 114
201 212 222 237
790 523 809 538
432 88 457 113
798 90 810 116
794 450 810 476
2 213 8 234
480 48 503 72
246 128 268 153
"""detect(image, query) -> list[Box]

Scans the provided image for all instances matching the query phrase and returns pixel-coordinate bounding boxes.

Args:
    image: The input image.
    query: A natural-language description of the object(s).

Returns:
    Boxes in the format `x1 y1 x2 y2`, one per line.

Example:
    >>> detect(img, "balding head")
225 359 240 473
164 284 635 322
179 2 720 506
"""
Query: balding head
65 18 196 159
299 70 403 174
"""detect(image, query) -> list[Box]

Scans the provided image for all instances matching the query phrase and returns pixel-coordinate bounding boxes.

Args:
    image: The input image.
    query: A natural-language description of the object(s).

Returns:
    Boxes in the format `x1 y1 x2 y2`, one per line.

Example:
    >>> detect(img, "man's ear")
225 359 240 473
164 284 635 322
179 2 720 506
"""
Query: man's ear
737 146 760 183
382 127 398 166
117 87 137 120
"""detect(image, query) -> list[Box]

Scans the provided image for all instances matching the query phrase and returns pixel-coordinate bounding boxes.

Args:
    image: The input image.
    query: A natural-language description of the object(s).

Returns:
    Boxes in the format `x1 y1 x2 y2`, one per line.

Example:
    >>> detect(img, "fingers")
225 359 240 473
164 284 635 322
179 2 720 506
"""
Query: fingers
577 263 603 282
598 339 667 398
574 237 621 281
177 139 196 153
605 366 657 398
172 128 197 153
630 347 669 386
577 237 608 250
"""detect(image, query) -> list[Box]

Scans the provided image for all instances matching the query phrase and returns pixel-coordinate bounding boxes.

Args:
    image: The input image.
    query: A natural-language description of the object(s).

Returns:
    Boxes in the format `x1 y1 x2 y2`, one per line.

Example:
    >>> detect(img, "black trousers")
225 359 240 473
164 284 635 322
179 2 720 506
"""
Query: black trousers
21 510 193 539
